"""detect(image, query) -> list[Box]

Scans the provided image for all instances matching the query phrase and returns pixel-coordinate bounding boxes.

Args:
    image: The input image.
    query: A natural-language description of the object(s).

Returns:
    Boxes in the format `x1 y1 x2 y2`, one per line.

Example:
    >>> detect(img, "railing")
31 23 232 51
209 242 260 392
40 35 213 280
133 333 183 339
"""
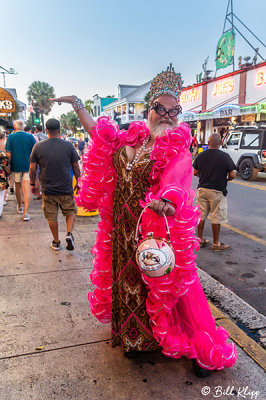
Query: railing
119 113 144 123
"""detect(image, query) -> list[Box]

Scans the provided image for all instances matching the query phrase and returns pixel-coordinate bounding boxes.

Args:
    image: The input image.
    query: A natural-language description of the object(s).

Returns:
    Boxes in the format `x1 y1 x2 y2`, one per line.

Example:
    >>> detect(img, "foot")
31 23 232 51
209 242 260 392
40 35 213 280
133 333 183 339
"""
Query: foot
66 232 74 251
23 213 30 221
3 201 7 206
212 242 230 251
199 238 210 248
50 240 61 250
192 360 213 378
16 205 23 214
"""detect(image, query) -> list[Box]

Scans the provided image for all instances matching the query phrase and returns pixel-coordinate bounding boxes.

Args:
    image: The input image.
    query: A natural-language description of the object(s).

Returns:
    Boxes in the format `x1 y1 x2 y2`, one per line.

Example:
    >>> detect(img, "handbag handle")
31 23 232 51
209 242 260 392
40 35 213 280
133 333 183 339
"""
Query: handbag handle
135 204 171 243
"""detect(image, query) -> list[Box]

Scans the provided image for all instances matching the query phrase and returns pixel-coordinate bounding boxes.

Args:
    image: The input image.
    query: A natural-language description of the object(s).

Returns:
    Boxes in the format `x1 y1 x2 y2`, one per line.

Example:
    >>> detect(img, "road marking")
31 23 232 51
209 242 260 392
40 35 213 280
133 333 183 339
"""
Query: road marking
221 222 266 246
231 180 266 191
209 302 266 371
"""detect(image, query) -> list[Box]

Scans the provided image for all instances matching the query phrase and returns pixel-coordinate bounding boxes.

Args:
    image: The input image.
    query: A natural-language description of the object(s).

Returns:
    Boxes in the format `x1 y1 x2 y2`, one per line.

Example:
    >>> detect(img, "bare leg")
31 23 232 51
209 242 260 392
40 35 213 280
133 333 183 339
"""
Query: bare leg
212 224 220 245
197 220 205 240
48 219 59 242
22 180 31 215
15 182 23 208
66 213 76 233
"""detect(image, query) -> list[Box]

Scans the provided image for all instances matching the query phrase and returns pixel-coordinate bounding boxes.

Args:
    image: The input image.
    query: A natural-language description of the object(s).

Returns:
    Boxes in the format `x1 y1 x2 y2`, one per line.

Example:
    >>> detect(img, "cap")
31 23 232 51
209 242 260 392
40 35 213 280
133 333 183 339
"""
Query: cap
46 118 60 131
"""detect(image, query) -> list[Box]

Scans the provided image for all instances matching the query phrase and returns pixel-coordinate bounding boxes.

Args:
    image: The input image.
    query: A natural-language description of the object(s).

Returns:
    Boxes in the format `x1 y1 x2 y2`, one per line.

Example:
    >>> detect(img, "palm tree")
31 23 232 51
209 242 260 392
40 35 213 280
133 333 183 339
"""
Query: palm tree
66 111 81 135
85 99 94 115
144 91 151 110
27 81 55 128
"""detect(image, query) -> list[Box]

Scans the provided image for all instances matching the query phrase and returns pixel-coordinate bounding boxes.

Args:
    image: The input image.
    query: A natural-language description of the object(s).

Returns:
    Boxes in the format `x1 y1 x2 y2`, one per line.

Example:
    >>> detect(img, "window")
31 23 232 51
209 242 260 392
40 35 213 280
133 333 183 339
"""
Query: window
227 133 241 146
240 131 261 149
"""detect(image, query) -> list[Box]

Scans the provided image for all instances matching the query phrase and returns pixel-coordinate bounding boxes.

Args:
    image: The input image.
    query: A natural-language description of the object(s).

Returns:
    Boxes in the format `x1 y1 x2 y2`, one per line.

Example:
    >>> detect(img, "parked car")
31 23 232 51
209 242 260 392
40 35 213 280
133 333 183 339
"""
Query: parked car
221 125 266 180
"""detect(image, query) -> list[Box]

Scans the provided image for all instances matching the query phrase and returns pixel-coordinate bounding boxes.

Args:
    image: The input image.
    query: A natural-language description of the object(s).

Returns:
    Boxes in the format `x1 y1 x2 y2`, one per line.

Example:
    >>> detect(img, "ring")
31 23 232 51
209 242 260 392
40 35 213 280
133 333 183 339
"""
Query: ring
159 197 172 204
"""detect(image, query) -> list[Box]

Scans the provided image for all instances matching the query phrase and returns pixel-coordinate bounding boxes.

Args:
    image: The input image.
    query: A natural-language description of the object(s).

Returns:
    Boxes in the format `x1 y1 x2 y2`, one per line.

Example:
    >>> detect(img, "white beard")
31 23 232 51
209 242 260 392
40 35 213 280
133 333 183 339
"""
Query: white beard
148 120 177 137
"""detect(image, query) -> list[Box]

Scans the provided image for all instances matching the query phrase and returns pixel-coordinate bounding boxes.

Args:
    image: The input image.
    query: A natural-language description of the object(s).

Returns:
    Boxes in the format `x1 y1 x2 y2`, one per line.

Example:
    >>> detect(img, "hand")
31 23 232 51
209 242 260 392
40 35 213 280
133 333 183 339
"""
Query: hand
30 185 39 195
148 199 176 217
49 96 76 104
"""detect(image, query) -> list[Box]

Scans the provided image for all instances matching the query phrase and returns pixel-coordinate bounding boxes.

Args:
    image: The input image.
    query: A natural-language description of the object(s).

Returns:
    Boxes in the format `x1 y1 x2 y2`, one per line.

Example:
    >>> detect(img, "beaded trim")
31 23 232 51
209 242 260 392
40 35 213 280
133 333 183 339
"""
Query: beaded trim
72 96 85 113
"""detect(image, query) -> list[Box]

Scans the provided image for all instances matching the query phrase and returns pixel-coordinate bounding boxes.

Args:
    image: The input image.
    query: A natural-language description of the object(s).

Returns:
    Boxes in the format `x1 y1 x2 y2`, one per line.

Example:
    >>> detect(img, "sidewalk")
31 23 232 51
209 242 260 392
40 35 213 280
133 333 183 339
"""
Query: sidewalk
0 196 265 400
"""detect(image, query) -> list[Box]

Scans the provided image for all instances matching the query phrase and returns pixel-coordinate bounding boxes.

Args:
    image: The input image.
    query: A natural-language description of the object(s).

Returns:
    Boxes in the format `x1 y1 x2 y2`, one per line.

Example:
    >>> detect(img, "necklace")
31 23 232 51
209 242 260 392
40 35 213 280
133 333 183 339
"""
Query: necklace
126 136 153 171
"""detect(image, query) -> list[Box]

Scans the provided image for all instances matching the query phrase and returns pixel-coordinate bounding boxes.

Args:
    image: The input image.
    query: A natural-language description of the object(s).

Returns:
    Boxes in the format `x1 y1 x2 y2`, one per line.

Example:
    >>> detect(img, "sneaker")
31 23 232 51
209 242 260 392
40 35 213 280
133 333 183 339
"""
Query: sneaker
16 205 23 214
3 201 7 206
50 240 61 250
23 213 30 221
66 232 74 251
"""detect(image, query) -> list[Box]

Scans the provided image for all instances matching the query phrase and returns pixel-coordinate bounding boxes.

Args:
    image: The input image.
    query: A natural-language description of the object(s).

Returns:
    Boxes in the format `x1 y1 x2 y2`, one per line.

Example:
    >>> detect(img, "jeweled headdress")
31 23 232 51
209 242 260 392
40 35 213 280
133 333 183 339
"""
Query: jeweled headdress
149 63 183 104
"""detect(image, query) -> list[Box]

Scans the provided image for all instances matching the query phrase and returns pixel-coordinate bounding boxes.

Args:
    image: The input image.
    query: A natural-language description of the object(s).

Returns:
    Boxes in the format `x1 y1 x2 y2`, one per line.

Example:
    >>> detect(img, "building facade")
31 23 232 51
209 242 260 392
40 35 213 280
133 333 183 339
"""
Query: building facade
178 61 266 143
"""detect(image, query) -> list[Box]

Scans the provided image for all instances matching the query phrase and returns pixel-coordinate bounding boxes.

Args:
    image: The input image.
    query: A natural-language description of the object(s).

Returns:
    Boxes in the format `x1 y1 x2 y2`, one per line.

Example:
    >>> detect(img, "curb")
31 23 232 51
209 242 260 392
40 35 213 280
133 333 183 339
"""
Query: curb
197 267 266 349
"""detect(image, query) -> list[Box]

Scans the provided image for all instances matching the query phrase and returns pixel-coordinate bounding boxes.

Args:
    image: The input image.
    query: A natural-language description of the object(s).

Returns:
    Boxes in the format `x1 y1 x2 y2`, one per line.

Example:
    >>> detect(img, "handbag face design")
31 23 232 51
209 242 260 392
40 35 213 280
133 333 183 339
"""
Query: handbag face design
136 237 175 277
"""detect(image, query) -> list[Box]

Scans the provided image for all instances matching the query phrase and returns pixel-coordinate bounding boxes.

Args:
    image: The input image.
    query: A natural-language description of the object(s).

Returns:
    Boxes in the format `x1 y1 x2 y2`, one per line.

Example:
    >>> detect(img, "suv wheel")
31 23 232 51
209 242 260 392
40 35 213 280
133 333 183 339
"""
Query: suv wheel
239 158 259 180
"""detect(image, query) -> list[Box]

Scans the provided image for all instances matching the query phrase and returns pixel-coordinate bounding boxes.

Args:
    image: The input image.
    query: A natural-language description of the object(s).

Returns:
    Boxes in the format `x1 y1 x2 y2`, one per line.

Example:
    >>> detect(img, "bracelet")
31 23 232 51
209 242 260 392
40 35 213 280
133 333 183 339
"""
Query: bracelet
72 96 85 113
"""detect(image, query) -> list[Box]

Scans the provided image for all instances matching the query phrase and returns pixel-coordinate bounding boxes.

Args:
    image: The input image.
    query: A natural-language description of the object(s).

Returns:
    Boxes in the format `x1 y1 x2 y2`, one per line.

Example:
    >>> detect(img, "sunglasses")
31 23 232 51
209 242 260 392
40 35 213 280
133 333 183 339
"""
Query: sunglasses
151 102 182 117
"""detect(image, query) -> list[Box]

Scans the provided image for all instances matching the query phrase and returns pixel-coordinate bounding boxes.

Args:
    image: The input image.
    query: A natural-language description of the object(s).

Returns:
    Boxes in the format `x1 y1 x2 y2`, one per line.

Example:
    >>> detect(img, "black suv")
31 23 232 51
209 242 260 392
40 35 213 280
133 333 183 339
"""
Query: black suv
221 125 266 180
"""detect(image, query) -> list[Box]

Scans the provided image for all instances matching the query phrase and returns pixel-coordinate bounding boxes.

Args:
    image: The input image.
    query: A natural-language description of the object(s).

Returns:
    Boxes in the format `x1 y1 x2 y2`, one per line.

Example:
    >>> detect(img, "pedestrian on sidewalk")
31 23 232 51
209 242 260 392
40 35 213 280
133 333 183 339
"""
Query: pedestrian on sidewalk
29 119 81 251
34 124 48 142
0 131 10 219
5 120 36 221
193 133 236 251
51 65 237 377
77 136 85 157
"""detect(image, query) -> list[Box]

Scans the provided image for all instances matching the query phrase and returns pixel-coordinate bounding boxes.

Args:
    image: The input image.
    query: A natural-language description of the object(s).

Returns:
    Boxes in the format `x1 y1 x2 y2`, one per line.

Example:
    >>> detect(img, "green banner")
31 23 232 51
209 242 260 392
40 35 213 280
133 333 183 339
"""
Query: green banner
216 31 235 69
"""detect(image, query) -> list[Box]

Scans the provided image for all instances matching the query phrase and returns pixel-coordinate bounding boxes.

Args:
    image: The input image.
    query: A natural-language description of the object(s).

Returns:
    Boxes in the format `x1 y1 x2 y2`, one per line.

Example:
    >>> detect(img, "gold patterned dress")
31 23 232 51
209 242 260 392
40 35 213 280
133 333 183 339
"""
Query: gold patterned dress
111 147 160 352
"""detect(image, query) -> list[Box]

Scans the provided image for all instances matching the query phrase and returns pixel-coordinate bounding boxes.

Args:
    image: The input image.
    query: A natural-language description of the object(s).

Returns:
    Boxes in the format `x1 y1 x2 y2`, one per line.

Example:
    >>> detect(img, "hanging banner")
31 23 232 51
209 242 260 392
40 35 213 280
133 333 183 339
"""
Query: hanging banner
216 31 235 70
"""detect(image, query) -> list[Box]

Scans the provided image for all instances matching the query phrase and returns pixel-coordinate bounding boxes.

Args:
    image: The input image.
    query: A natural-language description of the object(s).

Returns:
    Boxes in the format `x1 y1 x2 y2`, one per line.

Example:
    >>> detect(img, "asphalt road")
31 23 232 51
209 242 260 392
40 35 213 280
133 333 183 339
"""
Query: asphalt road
192 173 266 316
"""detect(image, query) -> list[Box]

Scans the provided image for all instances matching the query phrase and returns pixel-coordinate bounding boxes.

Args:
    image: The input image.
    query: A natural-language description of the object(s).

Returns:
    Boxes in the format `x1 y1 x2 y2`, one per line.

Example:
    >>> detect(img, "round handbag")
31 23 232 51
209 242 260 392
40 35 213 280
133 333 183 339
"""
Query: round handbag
135 205 175 277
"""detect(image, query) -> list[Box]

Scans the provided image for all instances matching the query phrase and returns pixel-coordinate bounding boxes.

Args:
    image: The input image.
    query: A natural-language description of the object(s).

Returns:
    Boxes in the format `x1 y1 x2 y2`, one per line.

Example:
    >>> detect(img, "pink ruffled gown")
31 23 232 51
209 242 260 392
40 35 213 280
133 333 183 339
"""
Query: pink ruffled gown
77 117 237 370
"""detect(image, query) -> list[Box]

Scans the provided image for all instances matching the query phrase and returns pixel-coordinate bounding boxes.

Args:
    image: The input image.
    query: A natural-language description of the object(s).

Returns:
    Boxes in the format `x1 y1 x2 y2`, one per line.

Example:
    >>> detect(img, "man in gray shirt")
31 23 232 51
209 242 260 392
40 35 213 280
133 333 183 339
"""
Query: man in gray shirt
34 124 48 142
29 119 80 251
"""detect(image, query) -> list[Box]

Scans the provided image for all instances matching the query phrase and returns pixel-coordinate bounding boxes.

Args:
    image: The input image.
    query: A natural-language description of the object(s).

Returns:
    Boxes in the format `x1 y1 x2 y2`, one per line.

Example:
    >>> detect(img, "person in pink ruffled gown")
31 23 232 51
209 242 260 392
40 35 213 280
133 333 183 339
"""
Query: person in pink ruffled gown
51 67 237 378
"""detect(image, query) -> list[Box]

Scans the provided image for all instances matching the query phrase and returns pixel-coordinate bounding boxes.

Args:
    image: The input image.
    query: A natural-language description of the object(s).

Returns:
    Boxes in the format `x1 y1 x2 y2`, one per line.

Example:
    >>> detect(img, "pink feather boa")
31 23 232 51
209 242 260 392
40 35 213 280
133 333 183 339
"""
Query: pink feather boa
76 117 237 369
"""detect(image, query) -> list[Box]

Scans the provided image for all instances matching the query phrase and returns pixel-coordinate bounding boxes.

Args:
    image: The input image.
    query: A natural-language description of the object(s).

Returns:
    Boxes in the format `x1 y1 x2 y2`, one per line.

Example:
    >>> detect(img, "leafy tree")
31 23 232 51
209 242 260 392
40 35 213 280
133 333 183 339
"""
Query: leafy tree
106 95 115 98
65 111 81 135
144 91 151 110
85 99 94 115
27 81 55 128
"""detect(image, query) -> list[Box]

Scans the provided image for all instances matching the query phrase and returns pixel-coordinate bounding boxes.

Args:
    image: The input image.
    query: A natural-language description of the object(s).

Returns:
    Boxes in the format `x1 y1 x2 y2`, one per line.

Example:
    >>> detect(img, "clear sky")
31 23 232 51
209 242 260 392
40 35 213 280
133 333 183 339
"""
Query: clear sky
2 0 265 119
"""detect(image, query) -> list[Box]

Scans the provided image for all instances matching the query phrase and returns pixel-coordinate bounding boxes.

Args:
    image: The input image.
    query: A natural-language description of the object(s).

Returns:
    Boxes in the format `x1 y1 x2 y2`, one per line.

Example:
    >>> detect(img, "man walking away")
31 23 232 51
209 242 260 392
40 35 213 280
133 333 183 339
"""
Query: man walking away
78 136 85 156
193 133 236 251
29 119 80 251
5 120 36 221
34 124 48 142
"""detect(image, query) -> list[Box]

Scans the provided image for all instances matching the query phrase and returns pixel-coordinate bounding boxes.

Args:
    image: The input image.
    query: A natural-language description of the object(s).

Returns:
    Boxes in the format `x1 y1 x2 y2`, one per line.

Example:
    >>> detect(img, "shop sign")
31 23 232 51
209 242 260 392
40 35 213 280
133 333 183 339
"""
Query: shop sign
213 105 240 118
179 111 197 122
241 114 256 122
180 88 201 104
212 79 234 96
0 88 16 115
256 71 266 86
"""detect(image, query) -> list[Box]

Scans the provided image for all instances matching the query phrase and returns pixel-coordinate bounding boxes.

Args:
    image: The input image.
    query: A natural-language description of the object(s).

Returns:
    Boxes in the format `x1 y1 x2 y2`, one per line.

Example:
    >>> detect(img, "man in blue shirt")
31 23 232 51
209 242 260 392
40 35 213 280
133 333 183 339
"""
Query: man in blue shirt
6 120 36 221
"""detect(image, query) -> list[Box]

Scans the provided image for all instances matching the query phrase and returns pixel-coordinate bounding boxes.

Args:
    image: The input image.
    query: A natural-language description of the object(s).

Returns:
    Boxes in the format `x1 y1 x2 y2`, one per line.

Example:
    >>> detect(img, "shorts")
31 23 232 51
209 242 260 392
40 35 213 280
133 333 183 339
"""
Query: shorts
42 194 77 221
196 188 228 224
13 172 30 183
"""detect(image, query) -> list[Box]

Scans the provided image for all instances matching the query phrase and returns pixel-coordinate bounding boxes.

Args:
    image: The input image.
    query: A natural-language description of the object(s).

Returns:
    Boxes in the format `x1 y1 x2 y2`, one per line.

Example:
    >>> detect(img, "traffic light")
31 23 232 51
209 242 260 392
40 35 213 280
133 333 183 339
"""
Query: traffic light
34 107 40 124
